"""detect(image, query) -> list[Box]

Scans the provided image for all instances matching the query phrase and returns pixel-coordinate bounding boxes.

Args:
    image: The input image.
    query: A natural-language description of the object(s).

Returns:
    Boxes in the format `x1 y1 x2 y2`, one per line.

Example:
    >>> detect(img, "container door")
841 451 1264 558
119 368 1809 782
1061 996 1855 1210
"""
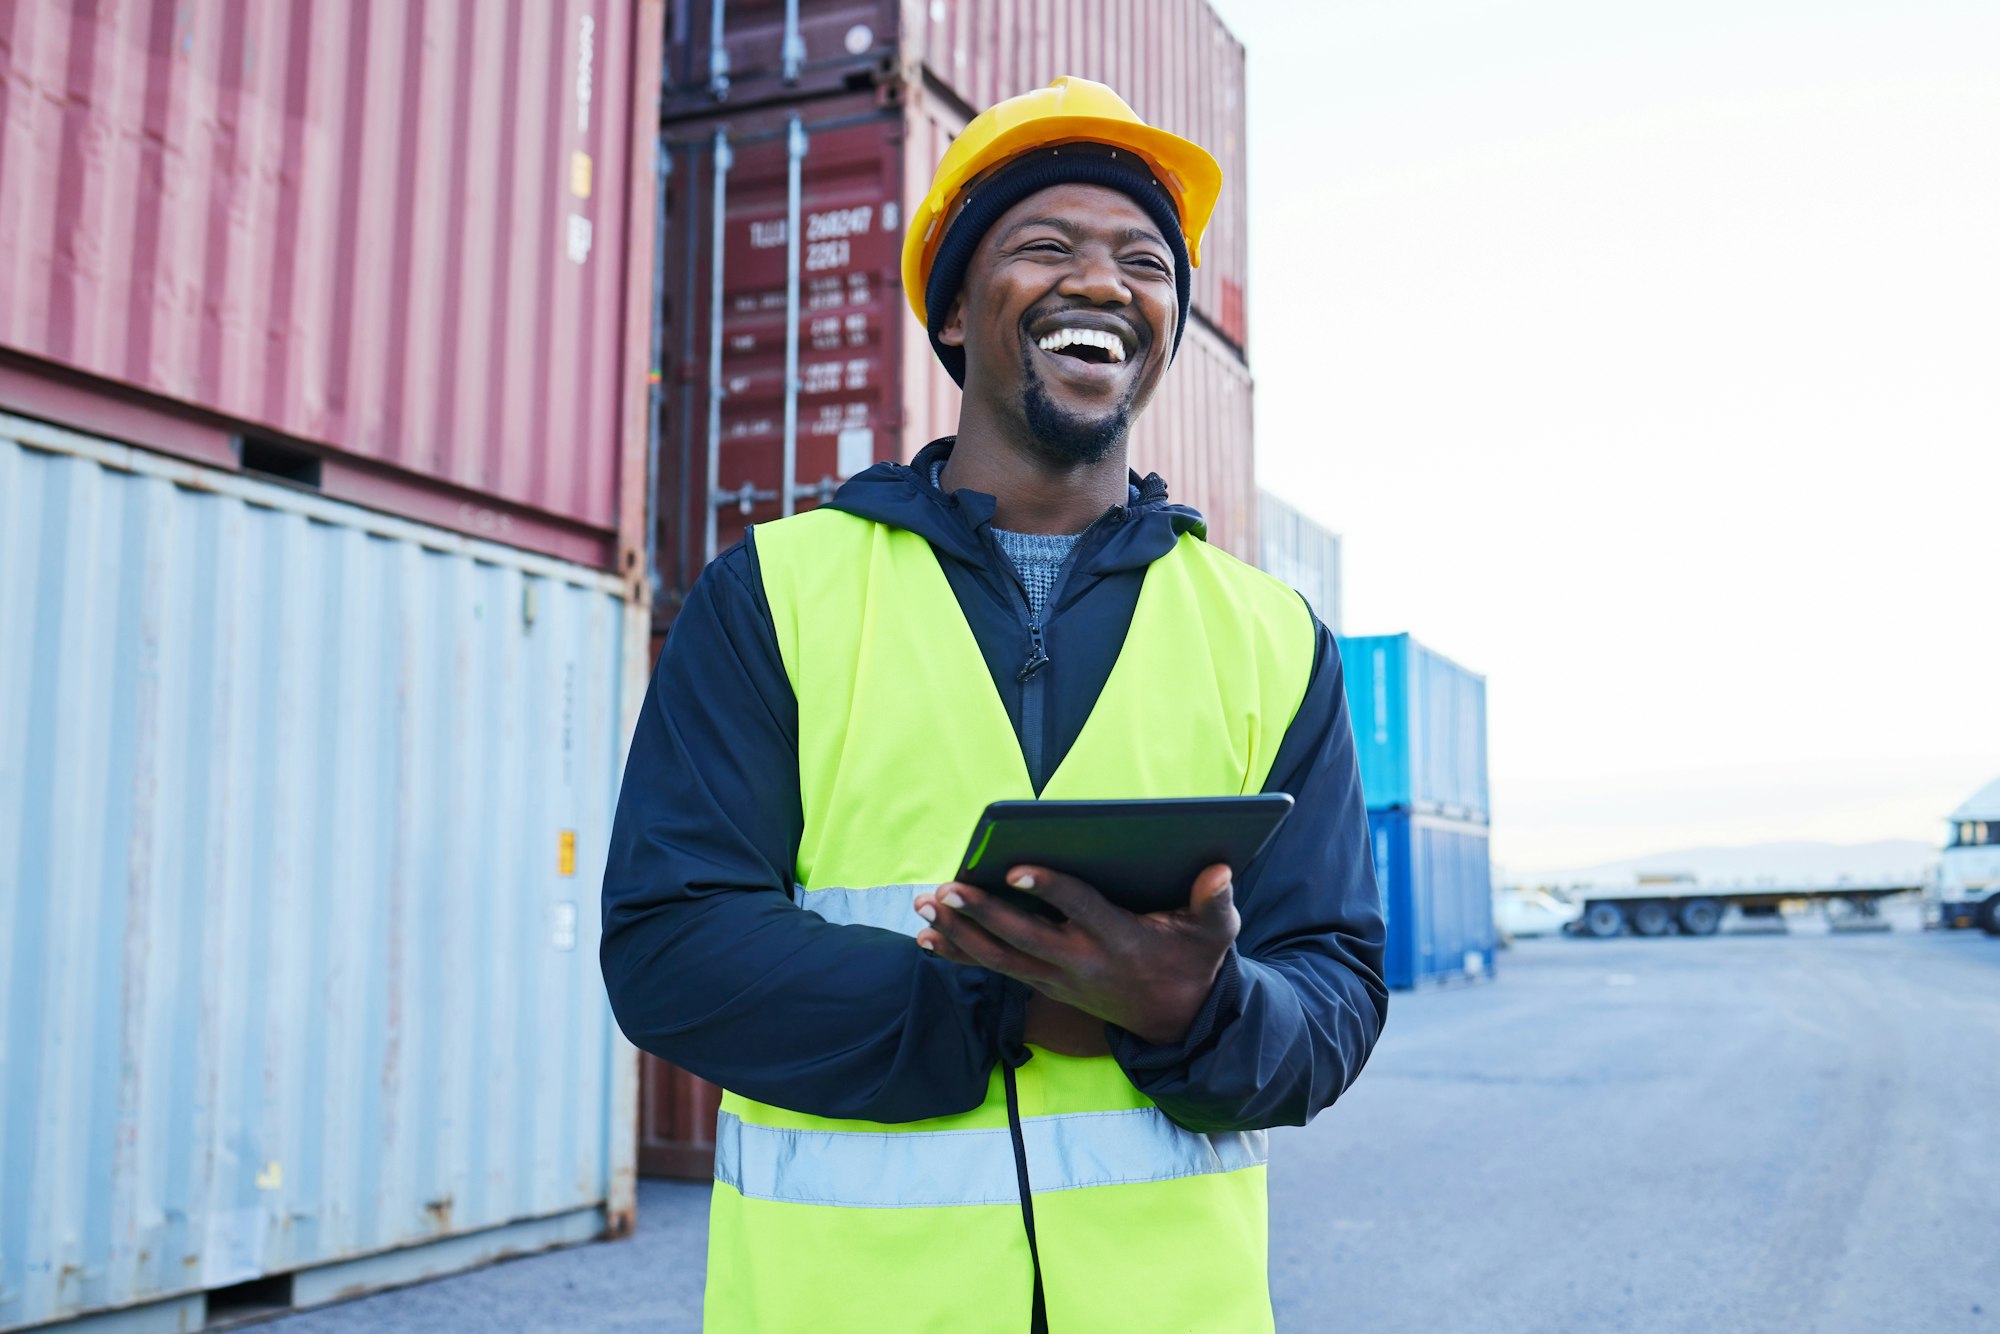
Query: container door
656 97 909 617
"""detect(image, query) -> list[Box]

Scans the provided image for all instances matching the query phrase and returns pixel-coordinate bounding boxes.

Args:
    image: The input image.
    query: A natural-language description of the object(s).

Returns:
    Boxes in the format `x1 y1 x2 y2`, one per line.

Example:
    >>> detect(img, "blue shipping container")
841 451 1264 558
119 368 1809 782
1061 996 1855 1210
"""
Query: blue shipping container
1369 808 1496 989
0 414 643 1330
1337 633 1489 821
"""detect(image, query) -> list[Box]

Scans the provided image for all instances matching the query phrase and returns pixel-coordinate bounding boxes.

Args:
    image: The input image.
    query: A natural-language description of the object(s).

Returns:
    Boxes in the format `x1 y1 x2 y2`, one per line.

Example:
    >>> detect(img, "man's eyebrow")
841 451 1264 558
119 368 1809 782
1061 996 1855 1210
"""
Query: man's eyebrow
1002 215 1169 248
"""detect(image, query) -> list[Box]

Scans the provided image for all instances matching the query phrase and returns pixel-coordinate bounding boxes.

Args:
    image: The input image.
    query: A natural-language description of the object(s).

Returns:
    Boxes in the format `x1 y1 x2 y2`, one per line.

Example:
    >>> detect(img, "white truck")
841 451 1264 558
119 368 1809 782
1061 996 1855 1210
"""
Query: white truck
1929 776 2000 934
1564 775 2000 939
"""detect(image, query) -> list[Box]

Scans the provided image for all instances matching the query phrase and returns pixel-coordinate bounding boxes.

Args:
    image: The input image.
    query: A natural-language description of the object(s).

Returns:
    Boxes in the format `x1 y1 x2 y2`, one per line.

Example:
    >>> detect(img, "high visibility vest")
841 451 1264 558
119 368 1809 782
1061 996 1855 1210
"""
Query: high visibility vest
706 508 1314 1333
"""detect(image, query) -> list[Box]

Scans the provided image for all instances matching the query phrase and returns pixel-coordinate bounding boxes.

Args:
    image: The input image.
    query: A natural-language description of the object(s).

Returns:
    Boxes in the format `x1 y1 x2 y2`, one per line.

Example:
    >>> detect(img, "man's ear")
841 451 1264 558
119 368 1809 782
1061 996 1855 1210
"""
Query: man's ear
936 294 968 349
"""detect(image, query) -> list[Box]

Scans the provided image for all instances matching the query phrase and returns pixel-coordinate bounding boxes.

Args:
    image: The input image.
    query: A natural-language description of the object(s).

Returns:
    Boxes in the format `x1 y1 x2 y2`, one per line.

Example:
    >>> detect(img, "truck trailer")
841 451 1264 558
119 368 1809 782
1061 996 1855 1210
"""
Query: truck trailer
1565 872 1925 939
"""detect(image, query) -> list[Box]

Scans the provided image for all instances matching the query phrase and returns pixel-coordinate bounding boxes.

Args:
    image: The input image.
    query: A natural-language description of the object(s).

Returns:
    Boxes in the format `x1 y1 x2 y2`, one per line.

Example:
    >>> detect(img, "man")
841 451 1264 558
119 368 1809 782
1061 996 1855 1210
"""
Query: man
602 76 1386 1333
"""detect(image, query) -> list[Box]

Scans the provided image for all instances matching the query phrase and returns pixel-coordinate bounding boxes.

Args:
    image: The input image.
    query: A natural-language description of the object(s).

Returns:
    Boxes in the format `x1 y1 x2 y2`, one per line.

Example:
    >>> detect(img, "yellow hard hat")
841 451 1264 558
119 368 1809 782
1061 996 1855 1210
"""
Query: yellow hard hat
901 76 1222 329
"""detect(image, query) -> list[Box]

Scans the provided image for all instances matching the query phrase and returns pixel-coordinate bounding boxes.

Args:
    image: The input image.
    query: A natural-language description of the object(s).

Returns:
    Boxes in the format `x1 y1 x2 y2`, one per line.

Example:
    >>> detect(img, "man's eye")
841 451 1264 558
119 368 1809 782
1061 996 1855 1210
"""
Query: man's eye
1127 255 1170 273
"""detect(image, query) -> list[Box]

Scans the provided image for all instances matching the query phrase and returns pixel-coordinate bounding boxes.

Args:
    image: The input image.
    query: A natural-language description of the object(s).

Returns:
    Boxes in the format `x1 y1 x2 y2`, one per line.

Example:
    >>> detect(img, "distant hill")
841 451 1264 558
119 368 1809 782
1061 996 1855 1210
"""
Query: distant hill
1508 840 1937 891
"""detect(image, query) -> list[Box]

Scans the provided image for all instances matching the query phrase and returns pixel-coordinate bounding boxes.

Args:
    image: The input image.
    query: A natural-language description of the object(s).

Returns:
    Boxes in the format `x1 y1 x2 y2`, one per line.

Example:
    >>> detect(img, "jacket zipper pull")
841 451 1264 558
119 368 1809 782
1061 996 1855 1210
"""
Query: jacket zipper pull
1016 622 1050 682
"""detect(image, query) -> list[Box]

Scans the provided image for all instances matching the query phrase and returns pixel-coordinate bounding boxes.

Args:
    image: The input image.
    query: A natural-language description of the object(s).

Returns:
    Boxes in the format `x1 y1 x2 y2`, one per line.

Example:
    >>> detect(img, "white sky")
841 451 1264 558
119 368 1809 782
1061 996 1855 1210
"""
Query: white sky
1202 0 2000 873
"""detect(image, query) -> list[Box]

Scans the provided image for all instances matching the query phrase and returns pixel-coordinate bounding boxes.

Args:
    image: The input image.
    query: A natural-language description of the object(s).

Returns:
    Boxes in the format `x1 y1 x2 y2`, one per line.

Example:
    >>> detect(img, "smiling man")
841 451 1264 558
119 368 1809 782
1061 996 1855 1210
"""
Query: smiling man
601 77 1386 1333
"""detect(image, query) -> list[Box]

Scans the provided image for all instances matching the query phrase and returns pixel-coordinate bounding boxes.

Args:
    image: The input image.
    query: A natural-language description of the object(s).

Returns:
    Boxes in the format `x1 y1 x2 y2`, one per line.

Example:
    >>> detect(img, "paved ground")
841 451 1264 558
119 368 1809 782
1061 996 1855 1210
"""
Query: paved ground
268 915 2000 1332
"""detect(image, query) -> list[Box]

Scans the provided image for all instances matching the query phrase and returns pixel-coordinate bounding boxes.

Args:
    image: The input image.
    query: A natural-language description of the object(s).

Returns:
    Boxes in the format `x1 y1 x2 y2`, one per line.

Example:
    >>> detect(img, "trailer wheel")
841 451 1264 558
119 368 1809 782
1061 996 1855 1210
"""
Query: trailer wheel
1582 902 1626 938
1979 895 2000 937
1629 901 1674 937
1678 898 1723 936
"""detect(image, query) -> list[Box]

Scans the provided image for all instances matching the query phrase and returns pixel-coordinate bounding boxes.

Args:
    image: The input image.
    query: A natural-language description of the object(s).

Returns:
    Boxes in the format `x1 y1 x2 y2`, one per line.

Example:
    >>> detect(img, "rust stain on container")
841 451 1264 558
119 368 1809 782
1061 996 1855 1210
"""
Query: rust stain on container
0 0 660 570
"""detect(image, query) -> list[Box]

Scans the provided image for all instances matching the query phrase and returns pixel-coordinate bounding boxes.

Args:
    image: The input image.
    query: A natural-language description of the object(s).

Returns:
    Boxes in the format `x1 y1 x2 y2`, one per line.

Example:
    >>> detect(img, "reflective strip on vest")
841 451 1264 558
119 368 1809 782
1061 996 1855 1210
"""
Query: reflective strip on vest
715 1107 1267 1209
793 883 935 937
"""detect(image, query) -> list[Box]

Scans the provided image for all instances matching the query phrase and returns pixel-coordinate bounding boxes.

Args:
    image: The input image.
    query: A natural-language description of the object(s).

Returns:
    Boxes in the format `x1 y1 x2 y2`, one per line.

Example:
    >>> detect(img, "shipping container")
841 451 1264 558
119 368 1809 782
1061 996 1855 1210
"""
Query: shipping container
0 412 644 1331
1337 633 1490 822
0 0 664 579
1368 808 1497 990
639 1059 727 1180
661 0 1250 347
652 82 1254 617
1258 489 1342 632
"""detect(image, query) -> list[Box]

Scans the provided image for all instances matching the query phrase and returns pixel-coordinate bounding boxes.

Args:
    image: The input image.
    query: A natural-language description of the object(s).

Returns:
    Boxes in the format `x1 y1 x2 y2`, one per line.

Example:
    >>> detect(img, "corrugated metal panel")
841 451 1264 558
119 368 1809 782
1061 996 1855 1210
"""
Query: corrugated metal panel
1258 489 1341 632
1338 633 1490 822
0 0 658 570
0 412 639 1330
1129 319 1254 562
1368 809 1496 990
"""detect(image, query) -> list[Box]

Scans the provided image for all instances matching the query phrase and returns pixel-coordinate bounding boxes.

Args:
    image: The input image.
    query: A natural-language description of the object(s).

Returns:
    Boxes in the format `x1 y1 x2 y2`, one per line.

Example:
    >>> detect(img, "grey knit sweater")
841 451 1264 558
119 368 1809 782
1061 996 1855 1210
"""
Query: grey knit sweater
930 459 1080 620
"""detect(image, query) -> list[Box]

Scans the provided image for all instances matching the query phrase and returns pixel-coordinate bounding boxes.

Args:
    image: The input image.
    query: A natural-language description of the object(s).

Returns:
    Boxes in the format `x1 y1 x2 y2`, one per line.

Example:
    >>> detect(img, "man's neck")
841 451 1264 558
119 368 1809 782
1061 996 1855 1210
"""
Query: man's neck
941 414 1129 536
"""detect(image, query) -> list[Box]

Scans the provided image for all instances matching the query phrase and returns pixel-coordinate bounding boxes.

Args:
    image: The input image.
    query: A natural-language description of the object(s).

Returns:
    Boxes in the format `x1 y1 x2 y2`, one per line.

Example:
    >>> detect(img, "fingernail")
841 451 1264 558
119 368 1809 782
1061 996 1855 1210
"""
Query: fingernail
1008 872 1035 890
916 903 937 923
918 935 937 952
941 890 966 909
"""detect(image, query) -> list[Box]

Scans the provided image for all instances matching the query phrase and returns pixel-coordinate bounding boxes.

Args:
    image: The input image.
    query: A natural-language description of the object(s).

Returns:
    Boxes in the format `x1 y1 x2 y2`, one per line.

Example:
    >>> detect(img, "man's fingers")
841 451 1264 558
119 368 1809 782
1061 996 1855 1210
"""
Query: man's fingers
942 880 1077 963
924 892 1061 984
1003 866 1118 934
1187 863 1240 939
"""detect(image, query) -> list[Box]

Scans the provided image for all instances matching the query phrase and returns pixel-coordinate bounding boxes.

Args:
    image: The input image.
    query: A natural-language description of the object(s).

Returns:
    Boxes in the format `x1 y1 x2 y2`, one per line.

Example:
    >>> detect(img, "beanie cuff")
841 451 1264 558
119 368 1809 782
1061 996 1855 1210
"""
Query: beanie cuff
922 146 1193 387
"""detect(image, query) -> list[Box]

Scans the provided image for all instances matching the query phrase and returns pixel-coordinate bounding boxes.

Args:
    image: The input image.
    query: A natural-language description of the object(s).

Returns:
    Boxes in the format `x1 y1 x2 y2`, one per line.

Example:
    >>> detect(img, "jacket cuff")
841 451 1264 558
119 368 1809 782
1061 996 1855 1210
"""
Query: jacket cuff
1108 947 1244 1074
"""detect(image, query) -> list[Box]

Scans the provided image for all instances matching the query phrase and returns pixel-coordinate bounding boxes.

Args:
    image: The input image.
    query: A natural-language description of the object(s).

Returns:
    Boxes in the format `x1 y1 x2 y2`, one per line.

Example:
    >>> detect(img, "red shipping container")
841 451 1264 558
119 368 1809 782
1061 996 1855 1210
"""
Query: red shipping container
0 0 663 581
661 0 1249 350
654 82 1254 626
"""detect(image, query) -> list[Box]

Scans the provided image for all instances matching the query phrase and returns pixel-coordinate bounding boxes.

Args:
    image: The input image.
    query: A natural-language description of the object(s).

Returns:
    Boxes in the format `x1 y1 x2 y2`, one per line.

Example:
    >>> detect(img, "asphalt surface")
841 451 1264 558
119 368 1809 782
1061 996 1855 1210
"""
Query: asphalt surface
267 914 2000 1332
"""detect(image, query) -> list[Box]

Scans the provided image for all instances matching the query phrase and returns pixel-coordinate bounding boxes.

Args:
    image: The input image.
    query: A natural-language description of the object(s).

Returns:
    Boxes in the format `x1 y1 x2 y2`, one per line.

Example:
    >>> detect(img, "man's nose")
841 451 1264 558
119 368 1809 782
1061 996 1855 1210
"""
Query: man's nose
1057 247 1132 305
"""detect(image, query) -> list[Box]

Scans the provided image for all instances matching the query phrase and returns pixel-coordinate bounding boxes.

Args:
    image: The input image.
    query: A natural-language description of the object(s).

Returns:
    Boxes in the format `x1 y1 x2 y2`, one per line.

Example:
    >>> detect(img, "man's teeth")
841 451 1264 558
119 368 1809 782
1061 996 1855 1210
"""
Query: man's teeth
1036 328 1126 363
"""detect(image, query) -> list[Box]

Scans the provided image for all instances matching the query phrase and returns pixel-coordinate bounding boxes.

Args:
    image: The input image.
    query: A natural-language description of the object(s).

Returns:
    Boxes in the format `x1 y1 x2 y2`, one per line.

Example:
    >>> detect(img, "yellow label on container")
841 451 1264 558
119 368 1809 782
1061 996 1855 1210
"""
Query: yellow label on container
558 829 577 877
570 151 593 199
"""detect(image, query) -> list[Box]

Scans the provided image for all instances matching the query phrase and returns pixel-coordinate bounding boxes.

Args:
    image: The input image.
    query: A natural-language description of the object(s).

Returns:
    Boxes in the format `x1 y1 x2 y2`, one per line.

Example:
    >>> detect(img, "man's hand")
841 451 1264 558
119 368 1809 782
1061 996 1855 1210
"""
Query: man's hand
913 864 1238 1047
1023 991 1112 1057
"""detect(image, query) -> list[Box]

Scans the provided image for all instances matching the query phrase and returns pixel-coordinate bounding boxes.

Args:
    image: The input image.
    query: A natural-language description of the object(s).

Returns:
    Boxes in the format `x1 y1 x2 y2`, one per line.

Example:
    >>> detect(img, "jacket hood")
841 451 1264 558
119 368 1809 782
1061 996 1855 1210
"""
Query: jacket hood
827 438 1208 575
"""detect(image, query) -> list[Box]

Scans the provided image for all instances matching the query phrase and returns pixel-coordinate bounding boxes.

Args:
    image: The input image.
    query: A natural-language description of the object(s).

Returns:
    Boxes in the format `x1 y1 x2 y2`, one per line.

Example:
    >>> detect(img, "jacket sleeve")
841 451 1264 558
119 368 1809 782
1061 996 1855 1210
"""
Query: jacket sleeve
598 539 1012 1123
1108 616 1389 1132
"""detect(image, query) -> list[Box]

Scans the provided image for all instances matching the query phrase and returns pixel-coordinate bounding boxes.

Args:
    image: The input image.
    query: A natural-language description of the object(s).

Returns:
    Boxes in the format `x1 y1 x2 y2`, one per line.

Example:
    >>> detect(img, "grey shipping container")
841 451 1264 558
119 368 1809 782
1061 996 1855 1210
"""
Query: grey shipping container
1257 490 1341 632
0 412 645 1331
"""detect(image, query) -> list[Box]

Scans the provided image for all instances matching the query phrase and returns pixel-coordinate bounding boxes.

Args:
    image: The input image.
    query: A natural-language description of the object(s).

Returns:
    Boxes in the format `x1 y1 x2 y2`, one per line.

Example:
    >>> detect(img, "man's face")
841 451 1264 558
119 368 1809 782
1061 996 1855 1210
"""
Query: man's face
938 182 1177 468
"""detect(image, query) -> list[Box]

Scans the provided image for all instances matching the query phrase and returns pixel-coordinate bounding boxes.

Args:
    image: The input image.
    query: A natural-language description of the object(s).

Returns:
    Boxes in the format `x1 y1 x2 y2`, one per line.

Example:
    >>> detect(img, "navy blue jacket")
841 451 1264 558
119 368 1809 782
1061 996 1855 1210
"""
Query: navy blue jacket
600 440 1387 1134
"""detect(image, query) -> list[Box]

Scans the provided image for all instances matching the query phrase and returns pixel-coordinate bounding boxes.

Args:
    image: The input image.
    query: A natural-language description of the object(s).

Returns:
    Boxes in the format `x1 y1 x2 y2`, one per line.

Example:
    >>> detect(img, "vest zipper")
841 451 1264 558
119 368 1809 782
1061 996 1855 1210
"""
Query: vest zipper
995 509 1113 792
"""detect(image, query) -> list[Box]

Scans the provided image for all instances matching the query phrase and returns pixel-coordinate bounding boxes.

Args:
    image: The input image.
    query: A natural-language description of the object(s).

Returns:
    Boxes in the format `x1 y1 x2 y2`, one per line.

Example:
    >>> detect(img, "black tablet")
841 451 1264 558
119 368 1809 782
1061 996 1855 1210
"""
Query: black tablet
953 795 1294 918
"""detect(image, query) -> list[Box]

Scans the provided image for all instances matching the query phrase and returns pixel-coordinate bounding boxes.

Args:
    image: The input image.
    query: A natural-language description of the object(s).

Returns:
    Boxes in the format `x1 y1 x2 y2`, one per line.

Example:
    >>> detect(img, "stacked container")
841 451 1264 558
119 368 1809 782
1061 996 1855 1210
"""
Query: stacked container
637 0 1257 1177
0 3 660 1326
1336 634 1496 989
1257 489 1342 632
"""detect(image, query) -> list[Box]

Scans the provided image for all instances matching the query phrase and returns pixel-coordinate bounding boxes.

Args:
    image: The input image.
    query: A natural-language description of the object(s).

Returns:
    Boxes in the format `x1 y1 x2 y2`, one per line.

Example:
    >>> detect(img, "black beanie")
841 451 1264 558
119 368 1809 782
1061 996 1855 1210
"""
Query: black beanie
923 145 1193 388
